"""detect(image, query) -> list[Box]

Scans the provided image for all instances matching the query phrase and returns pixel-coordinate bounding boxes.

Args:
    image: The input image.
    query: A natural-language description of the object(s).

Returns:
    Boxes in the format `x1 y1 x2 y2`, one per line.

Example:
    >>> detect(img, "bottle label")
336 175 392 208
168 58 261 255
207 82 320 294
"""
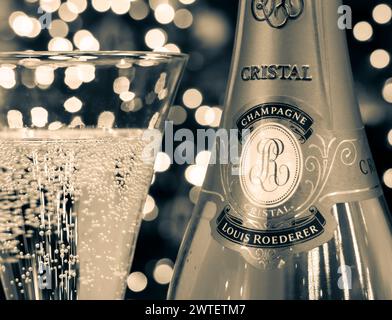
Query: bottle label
207 100 383 269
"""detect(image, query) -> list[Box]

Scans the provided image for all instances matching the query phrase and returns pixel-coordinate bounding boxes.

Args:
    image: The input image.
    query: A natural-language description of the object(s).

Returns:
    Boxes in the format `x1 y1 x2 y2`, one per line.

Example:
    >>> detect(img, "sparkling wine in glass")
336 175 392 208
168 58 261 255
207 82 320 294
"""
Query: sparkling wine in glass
0 51 187 300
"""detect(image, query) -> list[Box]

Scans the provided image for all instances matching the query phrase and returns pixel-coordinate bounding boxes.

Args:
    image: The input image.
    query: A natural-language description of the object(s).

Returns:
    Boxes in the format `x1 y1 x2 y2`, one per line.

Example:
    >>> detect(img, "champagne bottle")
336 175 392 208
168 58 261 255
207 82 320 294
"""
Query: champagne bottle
168 0 392 300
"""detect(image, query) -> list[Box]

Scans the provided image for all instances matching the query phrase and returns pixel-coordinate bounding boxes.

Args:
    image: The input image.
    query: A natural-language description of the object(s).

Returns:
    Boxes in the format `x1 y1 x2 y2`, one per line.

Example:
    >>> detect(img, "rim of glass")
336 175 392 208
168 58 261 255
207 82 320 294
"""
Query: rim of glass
0 50 188 63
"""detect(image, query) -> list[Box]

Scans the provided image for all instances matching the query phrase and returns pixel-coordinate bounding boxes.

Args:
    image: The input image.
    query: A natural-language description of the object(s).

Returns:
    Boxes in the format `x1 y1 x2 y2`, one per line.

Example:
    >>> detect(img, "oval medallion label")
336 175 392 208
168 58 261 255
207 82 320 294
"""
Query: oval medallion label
239 123 303 207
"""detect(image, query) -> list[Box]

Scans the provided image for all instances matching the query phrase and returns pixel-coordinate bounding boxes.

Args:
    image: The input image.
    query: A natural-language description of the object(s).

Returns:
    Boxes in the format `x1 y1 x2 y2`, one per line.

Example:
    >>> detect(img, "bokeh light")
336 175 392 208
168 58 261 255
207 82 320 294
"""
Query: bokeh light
383 169 392 188
153 259 174 285
64 96 83 113
97 111 115 129
164 43 181 53
10 13 42 39
155 4 175 24
145 28 167 49
143 195 156 215
68 0 88 14
35 65 55 86
31 107 48 128
179 0 196 4
185 165 207 187
382 78 392 103
174 9 193 29
388 129 392 145
111 0 131 15
120 91 136 102
373 4 392 24
113 77 130 96
370 49 390 69
193 10 230 47
353 21 373 42
127 272 148 292
7 110 24 129
189 186 201 204
0 66 16 89
168 106 187 125
48 121 63 130
73 30 100 51
58 2 79 22
92 0 111 12
129 1 150 20
49 19 69 38
48 37 73 51
154 152 171 172
183 88 203 109
40 0 61 13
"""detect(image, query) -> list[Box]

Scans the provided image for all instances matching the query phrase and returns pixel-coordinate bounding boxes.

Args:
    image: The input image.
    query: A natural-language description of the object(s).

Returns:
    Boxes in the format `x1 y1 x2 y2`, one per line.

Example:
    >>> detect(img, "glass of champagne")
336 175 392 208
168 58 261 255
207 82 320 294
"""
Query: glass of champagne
0 51 187 300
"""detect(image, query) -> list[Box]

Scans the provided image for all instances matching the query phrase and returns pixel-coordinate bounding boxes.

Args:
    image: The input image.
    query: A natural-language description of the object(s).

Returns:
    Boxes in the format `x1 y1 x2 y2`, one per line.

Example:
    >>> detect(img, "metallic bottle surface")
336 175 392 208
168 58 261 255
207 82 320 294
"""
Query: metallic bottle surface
168 0 392 300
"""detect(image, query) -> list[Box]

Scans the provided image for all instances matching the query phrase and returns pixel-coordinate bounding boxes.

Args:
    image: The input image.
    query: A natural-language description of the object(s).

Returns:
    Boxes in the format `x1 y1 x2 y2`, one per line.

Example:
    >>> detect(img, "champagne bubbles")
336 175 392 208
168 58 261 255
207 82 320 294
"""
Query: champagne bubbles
0 129 156 299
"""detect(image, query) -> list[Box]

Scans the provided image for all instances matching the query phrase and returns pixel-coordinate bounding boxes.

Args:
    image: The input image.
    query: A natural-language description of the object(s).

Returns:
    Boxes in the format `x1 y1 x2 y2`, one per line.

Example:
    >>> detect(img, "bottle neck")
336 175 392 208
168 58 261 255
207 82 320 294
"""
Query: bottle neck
225 0 362 130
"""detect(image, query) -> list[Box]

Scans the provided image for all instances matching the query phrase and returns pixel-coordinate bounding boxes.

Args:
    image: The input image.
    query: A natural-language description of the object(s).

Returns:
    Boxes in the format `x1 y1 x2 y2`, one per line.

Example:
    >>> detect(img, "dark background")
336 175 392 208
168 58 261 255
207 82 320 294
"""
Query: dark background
0 0 392 300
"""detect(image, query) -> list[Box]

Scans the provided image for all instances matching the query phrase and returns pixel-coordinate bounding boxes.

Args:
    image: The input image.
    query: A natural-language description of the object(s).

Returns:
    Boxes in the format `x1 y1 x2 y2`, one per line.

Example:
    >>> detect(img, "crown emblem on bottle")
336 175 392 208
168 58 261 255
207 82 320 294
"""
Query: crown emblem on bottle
252 0 304 28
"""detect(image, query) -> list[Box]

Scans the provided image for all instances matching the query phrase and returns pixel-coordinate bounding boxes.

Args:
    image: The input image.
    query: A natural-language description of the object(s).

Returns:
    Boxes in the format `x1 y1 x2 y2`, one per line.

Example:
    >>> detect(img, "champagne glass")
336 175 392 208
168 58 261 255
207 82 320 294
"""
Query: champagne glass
0 51 187 300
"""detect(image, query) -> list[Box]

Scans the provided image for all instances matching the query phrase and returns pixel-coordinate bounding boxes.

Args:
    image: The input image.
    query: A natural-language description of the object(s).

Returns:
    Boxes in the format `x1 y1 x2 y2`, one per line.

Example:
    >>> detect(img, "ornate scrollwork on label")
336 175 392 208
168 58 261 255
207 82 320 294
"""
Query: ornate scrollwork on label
252 0 304 28
207 99 382 269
